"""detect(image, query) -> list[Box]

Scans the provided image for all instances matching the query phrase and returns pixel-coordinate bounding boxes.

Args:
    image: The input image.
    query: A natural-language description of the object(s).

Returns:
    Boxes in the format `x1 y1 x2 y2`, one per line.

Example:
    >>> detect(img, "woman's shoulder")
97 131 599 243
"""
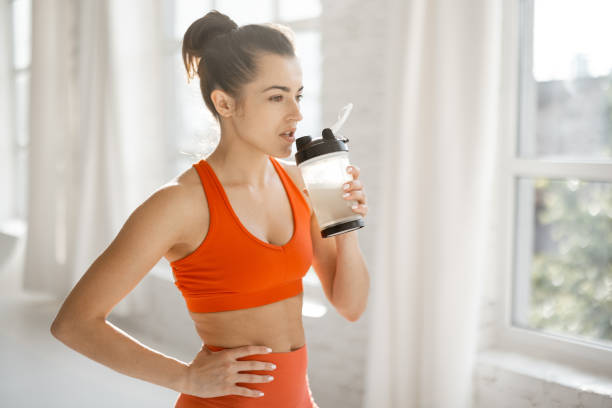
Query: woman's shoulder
148 165 209 253
274 158 303 191
153 165 209 226
175 164 209 211
275 158 312 214
156 164 200 196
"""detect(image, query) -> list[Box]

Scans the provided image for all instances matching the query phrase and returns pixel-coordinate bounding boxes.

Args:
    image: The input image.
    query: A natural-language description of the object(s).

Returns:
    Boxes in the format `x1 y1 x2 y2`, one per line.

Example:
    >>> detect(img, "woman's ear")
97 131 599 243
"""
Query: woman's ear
210 89 236 117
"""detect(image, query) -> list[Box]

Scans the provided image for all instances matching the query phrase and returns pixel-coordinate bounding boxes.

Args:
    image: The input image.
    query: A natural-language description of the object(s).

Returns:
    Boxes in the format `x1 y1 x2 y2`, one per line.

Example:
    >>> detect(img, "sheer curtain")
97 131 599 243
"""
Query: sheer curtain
23 0 167 317
364 0 502 407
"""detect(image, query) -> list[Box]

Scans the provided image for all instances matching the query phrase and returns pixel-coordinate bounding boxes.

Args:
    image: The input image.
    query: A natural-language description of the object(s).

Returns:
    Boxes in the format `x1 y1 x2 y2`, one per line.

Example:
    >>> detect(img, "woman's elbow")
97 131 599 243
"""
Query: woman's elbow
50 314 85 341
50 317 71 340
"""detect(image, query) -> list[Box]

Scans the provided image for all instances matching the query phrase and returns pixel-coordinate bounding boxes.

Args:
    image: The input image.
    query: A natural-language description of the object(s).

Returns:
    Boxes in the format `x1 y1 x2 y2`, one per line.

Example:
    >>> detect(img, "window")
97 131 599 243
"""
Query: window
4 0 31 223
161 1 326 317
501 0 612 369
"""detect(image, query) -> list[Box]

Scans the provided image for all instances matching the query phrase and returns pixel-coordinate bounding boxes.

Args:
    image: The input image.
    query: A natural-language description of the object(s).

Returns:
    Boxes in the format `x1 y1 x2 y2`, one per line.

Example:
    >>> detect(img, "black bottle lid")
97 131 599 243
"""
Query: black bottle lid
321 218 365 238
294 128 349 166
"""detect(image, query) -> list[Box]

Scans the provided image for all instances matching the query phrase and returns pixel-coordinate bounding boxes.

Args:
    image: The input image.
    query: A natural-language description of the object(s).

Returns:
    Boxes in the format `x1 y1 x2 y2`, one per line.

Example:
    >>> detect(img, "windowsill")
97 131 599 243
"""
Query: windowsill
476 348 612 399
0 218 27 237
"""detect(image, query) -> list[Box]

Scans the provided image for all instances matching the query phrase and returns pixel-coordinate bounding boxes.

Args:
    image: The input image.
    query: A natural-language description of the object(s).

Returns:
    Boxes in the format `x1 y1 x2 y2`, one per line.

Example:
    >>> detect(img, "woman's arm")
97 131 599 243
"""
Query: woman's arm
288 162 370 322
331 165 370 320
50 184 197 393
51 316 188 392
332 229 370 321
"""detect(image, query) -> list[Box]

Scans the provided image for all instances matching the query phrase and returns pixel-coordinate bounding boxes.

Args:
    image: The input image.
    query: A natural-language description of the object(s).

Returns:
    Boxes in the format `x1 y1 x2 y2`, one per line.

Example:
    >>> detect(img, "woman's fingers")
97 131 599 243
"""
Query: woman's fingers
342 180 363 191
342 189 367 204
227 346 272 359
230 385 266 398
235 360 277 372
342 167 367 217
347 165 360 179
235 373 275 383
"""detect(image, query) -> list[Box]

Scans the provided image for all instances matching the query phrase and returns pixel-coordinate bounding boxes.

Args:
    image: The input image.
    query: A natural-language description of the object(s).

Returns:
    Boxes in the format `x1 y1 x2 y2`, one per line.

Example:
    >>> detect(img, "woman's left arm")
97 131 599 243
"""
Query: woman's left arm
331 165 370 321
295 162 370 322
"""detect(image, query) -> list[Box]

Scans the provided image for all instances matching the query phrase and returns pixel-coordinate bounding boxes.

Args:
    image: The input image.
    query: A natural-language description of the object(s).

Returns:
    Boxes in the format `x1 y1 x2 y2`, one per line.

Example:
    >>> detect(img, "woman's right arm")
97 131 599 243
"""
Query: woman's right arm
50 184 192 393
51 183 277 399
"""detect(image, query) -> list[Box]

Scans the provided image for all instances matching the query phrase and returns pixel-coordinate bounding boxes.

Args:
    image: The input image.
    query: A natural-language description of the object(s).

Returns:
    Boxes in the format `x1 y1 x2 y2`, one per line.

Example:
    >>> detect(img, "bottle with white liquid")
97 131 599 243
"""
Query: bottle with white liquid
294 127 365 238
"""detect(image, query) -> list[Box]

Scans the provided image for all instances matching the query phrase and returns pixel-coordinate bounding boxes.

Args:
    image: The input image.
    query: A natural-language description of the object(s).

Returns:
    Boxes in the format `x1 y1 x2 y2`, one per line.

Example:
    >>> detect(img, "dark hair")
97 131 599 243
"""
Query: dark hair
182 10 296 121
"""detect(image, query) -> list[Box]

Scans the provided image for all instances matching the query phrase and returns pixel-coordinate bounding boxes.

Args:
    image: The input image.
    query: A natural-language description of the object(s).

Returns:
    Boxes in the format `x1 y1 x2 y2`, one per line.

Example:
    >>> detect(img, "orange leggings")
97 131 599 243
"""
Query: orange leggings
174 343 318 407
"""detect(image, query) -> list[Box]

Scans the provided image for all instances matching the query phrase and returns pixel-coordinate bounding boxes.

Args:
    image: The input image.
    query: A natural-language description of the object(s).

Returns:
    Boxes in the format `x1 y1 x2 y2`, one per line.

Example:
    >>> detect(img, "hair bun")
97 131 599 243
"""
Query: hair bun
182 10 238 80
180 11 296 122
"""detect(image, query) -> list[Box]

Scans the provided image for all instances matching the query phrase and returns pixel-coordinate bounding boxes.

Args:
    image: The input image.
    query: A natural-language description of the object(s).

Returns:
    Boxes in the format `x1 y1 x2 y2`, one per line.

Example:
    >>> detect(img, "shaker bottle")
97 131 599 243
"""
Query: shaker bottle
294 127 366 238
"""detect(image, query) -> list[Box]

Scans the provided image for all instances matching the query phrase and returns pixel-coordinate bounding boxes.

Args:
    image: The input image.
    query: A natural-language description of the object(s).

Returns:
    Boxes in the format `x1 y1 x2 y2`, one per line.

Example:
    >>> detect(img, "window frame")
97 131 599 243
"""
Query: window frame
496 0 612 375
4 3 16 172
5 0 31 222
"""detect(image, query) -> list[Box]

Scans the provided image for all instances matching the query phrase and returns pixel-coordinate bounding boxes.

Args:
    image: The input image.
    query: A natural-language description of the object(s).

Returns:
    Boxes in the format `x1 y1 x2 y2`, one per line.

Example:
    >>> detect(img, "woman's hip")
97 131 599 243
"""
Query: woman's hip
174 342 317 408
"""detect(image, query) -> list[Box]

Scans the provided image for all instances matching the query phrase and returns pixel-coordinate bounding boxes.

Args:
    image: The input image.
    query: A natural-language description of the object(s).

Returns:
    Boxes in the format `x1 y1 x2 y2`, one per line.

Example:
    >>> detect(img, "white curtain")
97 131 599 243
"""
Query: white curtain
364 0 502 407
23 0 167 317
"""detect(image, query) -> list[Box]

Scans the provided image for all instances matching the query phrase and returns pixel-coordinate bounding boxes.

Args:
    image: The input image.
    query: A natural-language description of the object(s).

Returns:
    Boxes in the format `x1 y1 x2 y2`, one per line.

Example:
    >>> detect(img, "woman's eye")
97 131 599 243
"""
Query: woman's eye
269 94 303 102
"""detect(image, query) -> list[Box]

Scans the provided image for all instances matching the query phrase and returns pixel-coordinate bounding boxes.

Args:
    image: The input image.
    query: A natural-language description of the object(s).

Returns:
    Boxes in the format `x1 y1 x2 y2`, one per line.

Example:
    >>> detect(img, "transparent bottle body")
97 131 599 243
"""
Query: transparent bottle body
297 151 363 230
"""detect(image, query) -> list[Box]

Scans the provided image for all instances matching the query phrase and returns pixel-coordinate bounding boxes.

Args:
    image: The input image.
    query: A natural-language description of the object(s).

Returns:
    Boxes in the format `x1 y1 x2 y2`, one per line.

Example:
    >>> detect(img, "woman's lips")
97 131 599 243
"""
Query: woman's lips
280 131 295 142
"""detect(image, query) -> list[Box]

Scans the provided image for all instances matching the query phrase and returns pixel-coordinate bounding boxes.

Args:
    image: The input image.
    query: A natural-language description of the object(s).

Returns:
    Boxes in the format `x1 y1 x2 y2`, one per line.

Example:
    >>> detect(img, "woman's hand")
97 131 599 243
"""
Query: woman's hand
342 165 368 218
181 345 277 398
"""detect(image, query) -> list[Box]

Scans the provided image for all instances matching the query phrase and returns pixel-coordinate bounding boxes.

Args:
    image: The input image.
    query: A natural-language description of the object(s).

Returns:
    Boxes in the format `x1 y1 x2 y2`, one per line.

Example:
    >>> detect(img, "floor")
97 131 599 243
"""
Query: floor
0 237 181 408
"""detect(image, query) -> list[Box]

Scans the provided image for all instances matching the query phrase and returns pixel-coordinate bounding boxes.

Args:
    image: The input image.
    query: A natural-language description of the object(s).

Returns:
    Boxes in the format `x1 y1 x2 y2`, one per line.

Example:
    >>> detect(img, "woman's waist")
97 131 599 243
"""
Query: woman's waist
190 294 305 352
197 325 306 353
176 342 312 407
192 313 305 353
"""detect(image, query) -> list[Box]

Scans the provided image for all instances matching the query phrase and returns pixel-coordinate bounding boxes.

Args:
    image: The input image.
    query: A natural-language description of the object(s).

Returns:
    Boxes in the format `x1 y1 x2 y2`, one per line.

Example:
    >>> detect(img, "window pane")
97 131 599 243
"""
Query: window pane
15 148 28 220
173 0 213 40
519 0 612 159
290 30 321 160
11 0 31 70
15 72 29 147
513 177 612 348
279 0 321 22
214 0 274 25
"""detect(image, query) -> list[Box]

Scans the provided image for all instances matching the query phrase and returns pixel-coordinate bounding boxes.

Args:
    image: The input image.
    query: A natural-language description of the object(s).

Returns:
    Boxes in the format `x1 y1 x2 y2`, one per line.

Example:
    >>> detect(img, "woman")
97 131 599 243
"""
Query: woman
50 10 370 408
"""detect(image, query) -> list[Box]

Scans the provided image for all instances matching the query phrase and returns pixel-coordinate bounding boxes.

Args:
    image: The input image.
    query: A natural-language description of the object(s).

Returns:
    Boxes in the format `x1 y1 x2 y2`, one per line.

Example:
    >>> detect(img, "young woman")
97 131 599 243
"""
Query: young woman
51 10 370 408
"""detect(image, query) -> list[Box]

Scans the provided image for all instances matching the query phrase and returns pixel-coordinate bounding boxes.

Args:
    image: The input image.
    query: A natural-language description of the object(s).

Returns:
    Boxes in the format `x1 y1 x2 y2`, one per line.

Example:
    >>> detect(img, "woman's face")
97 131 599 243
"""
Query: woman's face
229 53 304 158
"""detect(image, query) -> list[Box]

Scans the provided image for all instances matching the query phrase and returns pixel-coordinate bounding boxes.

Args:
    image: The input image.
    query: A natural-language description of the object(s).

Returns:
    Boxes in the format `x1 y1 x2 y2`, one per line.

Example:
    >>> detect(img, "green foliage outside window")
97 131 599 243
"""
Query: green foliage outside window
529 178 612 344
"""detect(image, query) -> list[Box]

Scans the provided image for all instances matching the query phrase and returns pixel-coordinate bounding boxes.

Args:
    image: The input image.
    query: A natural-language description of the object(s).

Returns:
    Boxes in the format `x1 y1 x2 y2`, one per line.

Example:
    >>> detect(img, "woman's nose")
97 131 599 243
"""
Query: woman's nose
289 101 303 122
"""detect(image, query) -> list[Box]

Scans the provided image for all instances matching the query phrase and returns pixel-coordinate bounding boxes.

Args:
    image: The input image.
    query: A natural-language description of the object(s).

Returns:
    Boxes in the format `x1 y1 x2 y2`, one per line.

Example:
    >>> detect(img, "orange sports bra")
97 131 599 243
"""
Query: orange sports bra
169 156 313 313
